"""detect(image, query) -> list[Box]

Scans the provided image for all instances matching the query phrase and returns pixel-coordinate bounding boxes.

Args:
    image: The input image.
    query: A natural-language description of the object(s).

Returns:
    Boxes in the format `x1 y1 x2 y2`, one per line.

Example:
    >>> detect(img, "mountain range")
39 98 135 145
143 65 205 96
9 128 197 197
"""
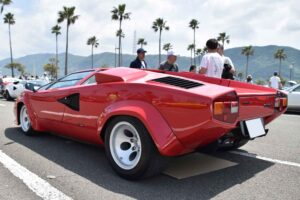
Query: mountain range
0 45 299 81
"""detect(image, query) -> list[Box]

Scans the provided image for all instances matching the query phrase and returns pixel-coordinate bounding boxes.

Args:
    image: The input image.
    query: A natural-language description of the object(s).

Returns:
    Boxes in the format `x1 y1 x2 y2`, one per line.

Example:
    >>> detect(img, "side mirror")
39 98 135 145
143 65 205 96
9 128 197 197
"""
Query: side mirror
25 83 37 92
13 81 19 85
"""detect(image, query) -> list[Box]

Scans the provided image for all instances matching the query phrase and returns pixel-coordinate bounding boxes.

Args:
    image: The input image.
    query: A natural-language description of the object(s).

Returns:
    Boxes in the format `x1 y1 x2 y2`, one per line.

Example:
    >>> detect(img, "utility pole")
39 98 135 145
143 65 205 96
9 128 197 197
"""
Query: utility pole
115 46 119 67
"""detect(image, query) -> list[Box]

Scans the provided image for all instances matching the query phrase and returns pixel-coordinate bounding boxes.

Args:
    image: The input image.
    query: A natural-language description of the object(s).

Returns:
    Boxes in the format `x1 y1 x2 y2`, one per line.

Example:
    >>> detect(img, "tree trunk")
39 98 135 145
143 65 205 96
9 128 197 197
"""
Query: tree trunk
8 24 14 77
91 45 94 69
190 49 193 66
245 56 249 78
159 29 162 65
193 29 196 65
65 24 69 75
279 59 282 77
55 34 58 79
118 20 122 67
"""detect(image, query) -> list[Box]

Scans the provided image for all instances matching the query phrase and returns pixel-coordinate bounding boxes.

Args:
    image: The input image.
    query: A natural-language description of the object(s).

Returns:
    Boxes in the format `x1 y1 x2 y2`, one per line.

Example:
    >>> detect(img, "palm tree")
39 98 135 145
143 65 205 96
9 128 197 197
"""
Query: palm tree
241 45 254 77
217 32 230 48
111 4 131 67
152 18 169 65
51 24 61 78
44 58 59 79
87 36 99 69
5 62 24 76
3 12 15 77
237 72 243 81
189 19 199 65
57 6 79 75
187 44 195 66
195 48 203 65
274 48 287 76
137 38 147 48
0 0 12 14
163 43 172 53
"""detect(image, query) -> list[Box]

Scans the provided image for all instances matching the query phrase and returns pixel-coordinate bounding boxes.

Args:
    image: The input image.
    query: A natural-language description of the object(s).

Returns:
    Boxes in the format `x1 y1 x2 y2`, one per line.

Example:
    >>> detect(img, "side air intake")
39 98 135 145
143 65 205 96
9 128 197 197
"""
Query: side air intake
151 76 203 89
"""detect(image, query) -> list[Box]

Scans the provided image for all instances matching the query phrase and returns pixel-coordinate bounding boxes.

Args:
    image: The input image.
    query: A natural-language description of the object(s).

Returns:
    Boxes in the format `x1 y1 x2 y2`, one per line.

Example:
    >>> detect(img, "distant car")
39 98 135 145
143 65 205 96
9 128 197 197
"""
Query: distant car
3 79 47 100
282 81 297 90
0 77 22 97
285 84 300 112
15 67 287 180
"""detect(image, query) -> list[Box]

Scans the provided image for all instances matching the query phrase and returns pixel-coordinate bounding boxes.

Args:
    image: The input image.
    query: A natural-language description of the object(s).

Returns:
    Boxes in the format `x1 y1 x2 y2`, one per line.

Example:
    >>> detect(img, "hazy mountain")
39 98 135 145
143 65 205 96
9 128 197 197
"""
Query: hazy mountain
0 45 299 80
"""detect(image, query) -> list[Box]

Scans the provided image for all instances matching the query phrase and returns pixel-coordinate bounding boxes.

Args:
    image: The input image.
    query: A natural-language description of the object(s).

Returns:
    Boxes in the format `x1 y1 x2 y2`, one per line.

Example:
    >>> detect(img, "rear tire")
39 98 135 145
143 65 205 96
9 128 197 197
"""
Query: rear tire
5 90 13 101
104 116 167 180
19 105 36 136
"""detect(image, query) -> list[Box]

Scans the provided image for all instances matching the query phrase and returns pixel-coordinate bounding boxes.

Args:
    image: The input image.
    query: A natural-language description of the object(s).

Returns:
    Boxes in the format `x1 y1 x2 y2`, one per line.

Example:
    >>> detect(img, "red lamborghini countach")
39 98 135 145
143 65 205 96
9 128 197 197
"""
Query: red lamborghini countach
15 67 287 179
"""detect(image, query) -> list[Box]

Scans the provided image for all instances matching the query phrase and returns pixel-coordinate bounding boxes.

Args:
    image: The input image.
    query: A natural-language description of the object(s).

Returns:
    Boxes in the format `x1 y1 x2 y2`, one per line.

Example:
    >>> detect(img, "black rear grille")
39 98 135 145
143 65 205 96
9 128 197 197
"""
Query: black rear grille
151 76 203 89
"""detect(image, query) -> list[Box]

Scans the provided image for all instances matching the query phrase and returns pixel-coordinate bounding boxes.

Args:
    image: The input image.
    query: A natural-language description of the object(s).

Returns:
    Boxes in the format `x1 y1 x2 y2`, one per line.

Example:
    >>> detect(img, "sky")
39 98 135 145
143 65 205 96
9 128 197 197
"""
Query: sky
0 0 299 59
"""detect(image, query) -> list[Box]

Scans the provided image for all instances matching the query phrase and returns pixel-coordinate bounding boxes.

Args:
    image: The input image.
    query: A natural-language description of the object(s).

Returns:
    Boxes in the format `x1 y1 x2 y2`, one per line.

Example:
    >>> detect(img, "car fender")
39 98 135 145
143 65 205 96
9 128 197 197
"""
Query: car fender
97 100 188 156
16 92 43 131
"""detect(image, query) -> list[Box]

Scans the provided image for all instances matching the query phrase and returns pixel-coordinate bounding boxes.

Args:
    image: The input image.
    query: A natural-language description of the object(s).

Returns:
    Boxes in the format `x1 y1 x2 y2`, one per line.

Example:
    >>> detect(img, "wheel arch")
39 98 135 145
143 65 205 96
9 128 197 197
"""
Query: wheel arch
97 100 187 156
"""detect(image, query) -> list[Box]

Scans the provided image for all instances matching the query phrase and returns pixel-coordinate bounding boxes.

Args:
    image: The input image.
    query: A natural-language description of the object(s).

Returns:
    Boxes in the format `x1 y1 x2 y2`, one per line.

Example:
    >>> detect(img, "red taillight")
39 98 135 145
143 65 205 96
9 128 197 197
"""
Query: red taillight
274 92 288 111
214 101 239 115
213 92 239 123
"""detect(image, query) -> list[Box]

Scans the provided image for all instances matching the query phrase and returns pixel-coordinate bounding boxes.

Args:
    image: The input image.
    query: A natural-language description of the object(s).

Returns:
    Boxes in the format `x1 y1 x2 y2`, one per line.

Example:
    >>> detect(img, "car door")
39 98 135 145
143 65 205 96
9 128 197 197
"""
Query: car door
28 71 93 131
29 87 68 126
288 85 300 108
61 74 108 143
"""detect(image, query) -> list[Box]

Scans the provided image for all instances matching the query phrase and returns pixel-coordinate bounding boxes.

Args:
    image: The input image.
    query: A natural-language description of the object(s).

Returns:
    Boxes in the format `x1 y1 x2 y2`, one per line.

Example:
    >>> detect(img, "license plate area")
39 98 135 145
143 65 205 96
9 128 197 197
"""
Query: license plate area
240 118 268 139
244 118 266 139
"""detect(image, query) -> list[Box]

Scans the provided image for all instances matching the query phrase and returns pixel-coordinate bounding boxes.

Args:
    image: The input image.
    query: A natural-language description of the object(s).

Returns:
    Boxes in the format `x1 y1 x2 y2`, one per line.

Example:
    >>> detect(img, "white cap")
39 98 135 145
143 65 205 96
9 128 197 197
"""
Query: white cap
167 50 178 57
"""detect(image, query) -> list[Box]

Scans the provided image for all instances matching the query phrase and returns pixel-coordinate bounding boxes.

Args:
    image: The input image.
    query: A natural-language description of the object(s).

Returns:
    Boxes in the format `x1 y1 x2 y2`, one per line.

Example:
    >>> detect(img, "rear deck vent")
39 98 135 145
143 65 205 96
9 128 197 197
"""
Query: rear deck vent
151 76 203 89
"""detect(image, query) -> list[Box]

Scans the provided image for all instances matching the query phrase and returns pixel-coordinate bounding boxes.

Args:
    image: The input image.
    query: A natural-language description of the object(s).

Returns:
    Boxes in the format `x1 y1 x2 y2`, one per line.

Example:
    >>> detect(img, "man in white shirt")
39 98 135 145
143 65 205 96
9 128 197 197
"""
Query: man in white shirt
199 39 224 78
269 72 282 89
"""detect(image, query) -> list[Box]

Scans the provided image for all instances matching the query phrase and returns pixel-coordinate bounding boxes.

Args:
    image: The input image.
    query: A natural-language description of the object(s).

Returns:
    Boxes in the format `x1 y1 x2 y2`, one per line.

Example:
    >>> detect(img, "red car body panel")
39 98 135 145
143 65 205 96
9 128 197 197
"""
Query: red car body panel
15 67 287 156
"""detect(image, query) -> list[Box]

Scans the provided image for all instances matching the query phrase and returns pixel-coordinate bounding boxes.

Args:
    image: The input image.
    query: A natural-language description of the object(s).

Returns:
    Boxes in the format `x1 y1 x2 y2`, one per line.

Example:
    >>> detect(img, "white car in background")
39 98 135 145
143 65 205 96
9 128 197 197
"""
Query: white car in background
285 84 300 112
3 80 47 100
0 78 23 97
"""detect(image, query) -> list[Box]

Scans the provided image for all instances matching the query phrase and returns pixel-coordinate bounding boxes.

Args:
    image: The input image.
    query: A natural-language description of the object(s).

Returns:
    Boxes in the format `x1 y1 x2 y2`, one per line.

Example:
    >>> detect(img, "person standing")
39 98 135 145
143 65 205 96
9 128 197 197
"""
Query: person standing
42 73 50 83
159 51 179 72
217 44 235 80
246 75 253 84
269 72 282 89
189 65 196 73
130 48 147 69
199 39 224 78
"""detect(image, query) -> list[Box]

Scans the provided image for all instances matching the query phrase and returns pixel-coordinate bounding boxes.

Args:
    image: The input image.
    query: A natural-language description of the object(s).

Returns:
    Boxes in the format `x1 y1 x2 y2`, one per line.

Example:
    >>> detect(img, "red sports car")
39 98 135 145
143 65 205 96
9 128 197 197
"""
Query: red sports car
14 67 287 179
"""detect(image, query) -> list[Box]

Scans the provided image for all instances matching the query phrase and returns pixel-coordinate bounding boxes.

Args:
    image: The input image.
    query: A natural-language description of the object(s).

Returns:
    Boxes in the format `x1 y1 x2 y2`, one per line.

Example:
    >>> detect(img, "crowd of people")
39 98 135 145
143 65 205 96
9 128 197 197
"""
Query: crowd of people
129 38 282 89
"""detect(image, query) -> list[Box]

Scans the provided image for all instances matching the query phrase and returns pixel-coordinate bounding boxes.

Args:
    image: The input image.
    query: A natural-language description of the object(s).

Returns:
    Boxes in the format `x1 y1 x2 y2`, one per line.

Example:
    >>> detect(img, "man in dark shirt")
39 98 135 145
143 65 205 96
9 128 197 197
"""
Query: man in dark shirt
159 51 179 72
130 48 147 69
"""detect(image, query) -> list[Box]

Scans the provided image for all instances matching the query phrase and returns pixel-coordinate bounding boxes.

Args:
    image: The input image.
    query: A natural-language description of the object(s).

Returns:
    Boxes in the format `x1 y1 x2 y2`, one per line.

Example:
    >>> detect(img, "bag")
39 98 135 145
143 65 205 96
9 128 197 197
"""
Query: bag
222 64 234 80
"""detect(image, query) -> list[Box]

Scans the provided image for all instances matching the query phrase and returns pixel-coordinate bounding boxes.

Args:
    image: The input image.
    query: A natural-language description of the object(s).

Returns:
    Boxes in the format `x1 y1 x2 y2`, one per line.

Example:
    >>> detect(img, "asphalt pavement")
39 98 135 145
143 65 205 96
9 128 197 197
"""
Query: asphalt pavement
0 97 299 200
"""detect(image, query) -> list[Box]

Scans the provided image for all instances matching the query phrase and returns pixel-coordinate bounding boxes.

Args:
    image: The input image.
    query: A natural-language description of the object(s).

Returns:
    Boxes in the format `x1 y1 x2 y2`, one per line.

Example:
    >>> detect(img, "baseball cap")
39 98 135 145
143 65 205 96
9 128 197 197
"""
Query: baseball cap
137 48 147 54
167 50 178 57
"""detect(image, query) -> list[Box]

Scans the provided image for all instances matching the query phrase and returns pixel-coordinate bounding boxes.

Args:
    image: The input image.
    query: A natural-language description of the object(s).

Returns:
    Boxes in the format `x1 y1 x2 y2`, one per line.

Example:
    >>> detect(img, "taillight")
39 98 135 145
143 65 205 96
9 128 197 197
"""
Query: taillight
274 92 288 111
213 92 239 123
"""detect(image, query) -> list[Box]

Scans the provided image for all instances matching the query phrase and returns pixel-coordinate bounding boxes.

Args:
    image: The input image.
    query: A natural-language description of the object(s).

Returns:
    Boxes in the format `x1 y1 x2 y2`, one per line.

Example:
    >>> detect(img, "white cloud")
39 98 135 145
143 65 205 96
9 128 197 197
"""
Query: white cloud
0 0 299 59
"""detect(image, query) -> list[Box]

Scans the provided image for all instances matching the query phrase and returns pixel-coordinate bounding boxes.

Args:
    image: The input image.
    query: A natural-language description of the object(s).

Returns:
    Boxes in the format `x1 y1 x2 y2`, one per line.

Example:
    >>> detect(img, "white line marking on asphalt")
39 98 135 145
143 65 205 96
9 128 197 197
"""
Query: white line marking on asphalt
230 151 300 168
0 150 73 200
0 103 5 107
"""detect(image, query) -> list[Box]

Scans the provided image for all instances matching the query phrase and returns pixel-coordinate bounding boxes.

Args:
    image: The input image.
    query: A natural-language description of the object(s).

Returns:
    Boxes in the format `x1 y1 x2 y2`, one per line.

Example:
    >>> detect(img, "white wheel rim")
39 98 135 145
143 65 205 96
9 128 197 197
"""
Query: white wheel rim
109 121 142 170
20 106 30 132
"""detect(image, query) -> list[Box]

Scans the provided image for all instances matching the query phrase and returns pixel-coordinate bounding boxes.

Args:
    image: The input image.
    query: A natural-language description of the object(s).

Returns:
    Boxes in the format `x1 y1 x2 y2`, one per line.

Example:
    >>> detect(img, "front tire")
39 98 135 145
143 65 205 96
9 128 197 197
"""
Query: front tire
19 105 35 136
104 116 167 180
